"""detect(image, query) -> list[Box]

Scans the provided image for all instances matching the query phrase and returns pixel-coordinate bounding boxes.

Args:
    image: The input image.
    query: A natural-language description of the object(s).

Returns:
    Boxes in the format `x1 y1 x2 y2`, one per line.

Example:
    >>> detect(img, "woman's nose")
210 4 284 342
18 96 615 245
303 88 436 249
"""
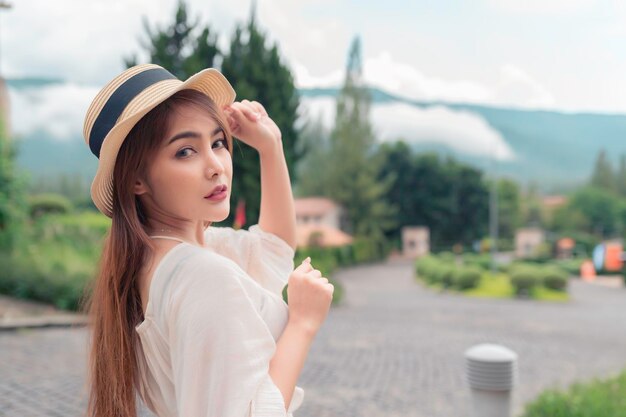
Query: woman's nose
204 150 224 178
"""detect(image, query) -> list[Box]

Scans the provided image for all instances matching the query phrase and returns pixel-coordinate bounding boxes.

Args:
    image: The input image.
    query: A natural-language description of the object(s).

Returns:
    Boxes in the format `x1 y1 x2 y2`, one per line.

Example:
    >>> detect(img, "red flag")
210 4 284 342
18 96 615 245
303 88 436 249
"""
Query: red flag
233 199 246 229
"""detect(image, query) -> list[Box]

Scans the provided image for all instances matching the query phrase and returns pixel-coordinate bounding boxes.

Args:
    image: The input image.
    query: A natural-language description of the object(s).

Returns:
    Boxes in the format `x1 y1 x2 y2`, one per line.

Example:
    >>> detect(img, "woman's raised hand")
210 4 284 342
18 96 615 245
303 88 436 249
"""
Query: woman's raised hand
286 257 334 336
223 100 281 155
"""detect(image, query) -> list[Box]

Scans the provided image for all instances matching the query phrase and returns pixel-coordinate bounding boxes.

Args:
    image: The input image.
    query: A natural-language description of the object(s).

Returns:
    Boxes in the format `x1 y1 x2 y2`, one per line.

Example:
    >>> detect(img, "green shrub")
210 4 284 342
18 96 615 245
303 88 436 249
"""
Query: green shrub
510 266 541 296
554 258 584 276
463 254 491 271
541 267 569 292
521 370 626 417
415 256 439 282
455 267 482 290
28 193 73 218
440 266 457 288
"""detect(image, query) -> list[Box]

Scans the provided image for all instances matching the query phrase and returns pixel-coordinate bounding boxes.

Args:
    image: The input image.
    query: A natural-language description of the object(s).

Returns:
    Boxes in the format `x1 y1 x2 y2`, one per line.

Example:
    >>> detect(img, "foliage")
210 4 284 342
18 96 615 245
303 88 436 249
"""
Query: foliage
495 178 522 240
541 266 569 291
417 255 570 301
0 211 110 309
124 0 219 79
219 10 303 228
300 37 397 250
590 149 616 193
0 115 27 251
521 370 626 417
127 1 303 230
455 267 482 290
376 143 489 249
28 193 73 218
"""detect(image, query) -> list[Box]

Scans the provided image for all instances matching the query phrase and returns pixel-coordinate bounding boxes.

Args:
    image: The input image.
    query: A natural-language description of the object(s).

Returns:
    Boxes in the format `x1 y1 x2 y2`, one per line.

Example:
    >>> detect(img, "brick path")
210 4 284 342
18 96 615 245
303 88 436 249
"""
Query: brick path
1 260 626 416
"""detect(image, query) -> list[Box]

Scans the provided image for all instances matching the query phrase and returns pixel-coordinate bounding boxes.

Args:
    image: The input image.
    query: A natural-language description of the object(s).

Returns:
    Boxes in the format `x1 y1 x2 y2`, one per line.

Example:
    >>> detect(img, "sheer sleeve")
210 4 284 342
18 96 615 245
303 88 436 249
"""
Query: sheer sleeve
165 252 289 417
204 224 295 297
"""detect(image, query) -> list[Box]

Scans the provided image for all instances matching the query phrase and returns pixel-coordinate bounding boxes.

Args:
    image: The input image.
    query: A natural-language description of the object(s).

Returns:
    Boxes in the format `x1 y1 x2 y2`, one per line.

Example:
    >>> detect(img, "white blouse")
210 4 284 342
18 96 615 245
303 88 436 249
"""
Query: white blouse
134 224 305 417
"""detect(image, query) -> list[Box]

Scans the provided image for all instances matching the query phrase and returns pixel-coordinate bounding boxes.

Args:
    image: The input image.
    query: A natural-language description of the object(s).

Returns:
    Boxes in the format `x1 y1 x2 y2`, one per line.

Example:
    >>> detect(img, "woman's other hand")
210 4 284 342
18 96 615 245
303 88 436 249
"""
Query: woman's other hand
286 257 334 337
223 100 282 155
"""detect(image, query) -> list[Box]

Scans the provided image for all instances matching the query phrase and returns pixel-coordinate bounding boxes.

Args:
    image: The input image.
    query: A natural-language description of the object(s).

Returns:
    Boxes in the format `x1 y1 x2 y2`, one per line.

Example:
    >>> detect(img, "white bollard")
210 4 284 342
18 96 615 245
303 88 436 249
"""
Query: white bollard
464 344 518 417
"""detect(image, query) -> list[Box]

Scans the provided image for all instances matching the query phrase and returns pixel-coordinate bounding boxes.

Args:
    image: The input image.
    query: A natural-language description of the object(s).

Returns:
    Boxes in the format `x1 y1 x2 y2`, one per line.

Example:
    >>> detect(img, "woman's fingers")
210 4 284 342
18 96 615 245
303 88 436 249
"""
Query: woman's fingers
229 101 261 122
250 100 267 116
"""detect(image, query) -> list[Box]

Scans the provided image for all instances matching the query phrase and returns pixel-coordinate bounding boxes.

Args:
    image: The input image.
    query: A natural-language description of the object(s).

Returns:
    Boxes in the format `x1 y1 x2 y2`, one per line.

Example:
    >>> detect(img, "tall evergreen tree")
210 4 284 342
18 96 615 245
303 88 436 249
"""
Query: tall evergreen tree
590 149 615 192
496 178 522 240
220 9 302 227
322 37 397 244
125 0 220 79
126 2 301 228
294 115 331 197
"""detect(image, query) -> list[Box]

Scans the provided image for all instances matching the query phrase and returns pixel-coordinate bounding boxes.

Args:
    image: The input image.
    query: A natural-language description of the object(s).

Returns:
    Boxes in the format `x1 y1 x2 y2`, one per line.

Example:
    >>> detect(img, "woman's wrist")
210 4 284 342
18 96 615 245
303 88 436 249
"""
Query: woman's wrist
285 318 318 340
257 137 283 159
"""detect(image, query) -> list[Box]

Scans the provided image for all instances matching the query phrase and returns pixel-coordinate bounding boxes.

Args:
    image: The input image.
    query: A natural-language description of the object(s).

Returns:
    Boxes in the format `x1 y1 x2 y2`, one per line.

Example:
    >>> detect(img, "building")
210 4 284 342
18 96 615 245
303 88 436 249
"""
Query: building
515 228 546 258
401 226 430 259
294 197 353 248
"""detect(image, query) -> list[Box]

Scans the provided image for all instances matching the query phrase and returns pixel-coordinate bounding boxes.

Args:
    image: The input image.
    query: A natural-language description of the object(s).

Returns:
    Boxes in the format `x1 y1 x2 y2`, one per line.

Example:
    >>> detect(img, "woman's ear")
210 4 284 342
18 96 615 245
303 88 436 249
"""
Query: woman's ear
134 177 150 196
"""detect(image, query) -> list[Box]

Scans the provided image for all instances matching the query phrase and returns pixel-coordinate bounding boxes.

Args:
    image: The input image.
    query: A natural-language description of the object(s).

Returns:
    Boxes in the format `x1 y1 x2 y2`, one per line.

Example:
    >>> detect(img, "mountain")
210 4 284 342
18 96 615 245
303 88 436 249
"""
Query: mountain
7 79 626 193
300 87 626 192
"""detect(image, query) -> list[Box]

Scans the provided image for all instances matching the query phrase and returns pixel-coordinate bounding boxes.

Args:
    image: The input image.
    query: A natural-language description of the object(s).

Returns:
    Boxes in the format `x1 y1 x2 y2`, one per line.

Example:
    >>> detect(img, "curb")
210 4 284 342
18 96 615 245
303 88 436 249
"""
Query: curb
0 315 90 331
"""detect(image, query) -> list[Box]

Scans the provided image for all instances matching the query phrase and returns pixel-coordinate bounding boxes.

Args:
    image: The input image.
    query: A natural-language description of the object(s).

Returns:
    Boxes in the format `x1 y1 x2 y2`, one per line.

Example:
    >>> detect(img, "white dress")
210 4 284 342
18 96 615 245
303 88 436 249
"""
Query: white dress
134 224 305 417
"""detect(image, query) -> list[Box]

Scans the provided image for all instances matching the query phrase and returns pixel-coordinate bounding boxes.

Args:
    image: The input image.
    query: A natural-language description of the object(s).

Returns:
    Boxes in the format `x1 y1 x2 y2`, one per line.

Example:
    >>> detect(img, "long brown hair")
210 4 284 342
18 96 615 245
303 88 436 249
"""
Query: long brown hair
82 89 233 417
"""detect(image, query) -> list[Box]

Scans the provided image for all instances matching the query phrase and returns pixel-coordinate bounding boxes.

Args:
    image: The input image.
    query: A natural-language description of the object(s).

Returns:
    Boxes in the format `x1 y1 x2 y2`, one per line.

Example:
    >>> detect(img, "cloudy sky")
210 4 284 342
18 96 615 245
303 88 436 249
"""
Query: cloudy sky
4 0 626 162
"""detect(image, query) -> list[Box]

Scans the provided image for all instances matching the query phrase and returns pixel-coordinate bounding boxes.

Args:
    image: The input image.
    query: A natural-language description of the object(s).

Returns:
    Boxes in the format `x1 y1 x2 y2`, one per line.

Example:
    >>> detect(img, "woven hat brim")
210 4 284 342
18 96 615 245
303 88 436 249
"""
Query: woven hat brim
90 68 236 217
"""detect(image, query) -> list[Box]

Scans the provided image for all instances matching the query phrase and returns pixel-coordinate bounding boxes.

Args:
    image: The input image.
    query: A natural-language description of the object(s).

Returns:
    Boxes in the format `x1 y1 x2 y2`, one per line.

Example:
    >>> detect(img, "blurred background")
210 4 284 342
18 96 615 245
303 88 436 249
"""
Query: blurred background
2 1 626 416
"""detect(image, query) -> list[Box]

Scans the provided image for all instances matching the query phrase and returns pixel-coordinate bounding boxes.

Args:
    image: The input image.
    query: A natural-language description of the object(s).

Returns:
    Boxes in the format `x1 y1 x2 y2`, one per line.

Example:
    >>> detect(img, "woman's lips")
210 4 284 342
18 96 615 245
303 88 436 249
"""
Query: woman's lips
205 189 227 201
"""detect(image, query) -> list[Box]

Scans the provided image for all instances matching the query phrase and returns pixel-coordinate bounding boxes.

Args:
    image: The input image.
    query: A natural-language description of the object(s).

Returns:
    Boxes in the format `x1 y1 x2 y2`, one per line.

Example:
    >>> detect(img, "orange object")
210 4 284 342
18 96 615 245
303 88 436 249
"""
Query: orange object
604 243 623 272
580 260 596 281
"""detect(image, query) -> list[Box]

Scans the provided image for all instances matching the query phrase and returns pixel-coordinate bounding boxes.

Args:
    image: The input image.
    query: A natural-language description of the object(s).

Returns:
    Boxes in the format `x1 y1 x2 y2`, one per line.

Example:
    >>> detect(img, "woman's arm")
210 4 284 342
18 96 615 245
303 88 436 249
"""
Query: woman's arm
258 143 297 251
223 101 297 251
268 319 315 411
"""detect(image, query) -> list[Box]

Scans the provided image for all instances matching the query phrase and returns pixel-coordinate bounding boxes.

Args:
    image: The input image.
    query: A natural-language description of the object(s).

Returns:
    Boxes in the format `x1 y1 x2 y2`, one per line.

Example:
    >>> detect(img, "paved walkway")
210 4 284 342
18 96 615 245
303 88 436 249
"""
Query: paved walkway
1 261 626 416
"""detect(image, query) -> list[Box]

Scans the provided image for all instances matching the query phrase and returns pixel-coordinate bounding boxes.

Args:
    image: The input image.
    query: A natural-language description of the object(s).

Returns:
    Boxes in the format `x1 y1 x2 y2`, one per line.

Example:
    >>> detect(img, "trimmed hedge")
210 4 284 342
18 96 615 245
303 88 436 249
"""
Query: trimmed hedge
416 256 570 298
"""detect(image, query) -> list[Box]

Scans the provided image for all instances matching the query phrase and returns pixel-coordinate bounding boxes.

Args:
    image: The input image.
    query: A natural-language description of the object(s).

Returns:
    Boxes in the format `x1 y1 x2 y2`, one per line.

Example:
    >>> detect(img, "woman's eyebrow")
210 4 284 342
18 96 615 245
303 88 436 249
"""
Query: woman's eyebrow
167 127 224 145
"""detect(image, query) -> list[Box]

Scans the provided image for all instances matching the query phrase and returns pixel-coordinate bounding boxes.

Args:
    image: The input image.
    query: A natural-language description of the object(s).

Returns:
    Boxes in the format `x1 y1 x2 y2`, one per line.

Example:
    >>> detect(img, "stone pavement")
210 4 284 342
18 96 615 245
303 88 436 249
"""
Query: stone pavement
1 261 626 416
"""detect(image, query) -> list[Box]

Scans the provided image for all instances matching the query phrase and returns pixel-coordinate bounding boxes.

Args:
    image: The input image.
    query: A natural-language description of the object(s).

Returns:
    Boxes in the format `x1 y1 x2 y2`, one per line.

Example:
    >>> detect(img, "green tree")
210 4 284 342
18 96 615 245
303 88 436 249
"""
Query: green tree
561 186 620 238
126 2 302 228
316 37 398 247
294 115 331 197
0 116 26 251
590 149 615 193
521 181 543 228
496 178 522 240
376 144 489 249
220 10 302 227
125 0 220 79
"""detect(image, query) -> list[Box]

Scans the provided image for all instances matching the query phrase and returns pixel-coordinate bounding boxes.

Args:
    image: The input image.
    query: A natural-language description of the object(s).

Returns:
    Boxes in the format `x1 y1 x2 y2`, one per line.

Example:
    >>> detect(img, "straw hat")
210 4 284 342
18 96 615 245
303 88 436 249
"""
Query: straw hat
83 64 236 218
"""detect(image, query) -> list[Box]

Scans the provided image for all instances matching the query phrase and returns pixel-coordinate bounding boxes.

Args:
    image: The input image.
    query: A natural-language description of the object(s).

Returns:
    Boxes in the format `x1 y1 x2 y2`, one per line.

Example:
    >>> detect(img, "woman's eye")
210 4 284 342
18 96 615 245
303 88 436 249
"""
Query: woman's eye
214 138 228 149
175 147 195 158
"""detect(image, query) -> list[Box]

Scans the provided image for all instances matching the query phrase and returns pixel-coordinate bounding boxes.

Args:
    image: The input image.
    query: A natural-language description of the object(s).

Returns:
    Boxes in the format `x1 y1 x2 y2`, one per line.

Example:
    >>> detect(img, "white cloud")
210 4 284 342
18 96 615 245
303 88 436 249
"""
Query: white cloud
299 97 516 161
363 52 492 104
494 64 555 108
293 63 344 89
9 83 99 141
487 0 596 14
298 52 556 111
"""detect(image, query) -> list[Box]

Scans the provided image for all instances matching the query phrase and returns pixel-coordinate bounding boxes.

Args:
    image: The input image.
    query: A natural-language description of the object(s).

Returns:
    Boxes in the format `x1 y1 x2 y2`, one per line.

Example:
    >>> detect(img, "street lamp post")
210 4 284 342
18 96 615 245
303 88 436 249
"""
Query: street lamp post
489 141 499 273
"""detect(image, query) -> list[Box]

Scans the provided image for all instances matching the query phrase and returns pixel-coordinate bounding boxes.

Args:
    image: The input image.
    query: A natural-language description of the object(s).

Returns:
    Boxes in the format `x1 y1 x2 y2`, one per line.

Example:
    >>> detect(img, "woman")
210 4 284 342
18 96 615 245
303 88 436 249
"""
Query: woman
81 64 333 417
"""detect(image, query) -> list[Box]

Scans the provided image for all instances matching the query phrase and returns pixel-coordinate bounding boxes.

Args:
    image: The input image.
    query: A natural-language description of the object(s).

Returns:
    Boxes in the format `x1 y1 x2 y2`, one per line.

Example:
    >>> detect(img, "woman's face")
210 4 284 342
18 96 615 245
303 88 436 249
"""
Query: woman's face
135 103 232 224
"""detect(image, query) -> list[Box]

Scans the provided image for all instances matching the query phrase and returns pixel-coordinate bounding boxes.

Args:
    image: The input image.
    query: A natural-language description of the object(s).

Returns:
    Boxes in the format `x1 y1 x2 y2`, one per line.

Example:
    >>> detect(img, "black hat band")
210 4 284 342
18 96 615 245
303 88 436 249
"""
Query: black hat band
89 67 177 158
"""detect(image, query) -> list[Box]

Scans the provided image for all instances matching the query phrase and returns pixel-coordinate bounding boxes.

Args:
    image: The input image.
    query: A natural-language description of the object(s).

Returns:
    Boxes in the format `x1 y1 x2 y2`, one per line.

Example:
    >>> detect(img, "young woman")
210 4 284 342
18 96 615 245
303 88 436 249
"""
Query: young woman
81 64 333 417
